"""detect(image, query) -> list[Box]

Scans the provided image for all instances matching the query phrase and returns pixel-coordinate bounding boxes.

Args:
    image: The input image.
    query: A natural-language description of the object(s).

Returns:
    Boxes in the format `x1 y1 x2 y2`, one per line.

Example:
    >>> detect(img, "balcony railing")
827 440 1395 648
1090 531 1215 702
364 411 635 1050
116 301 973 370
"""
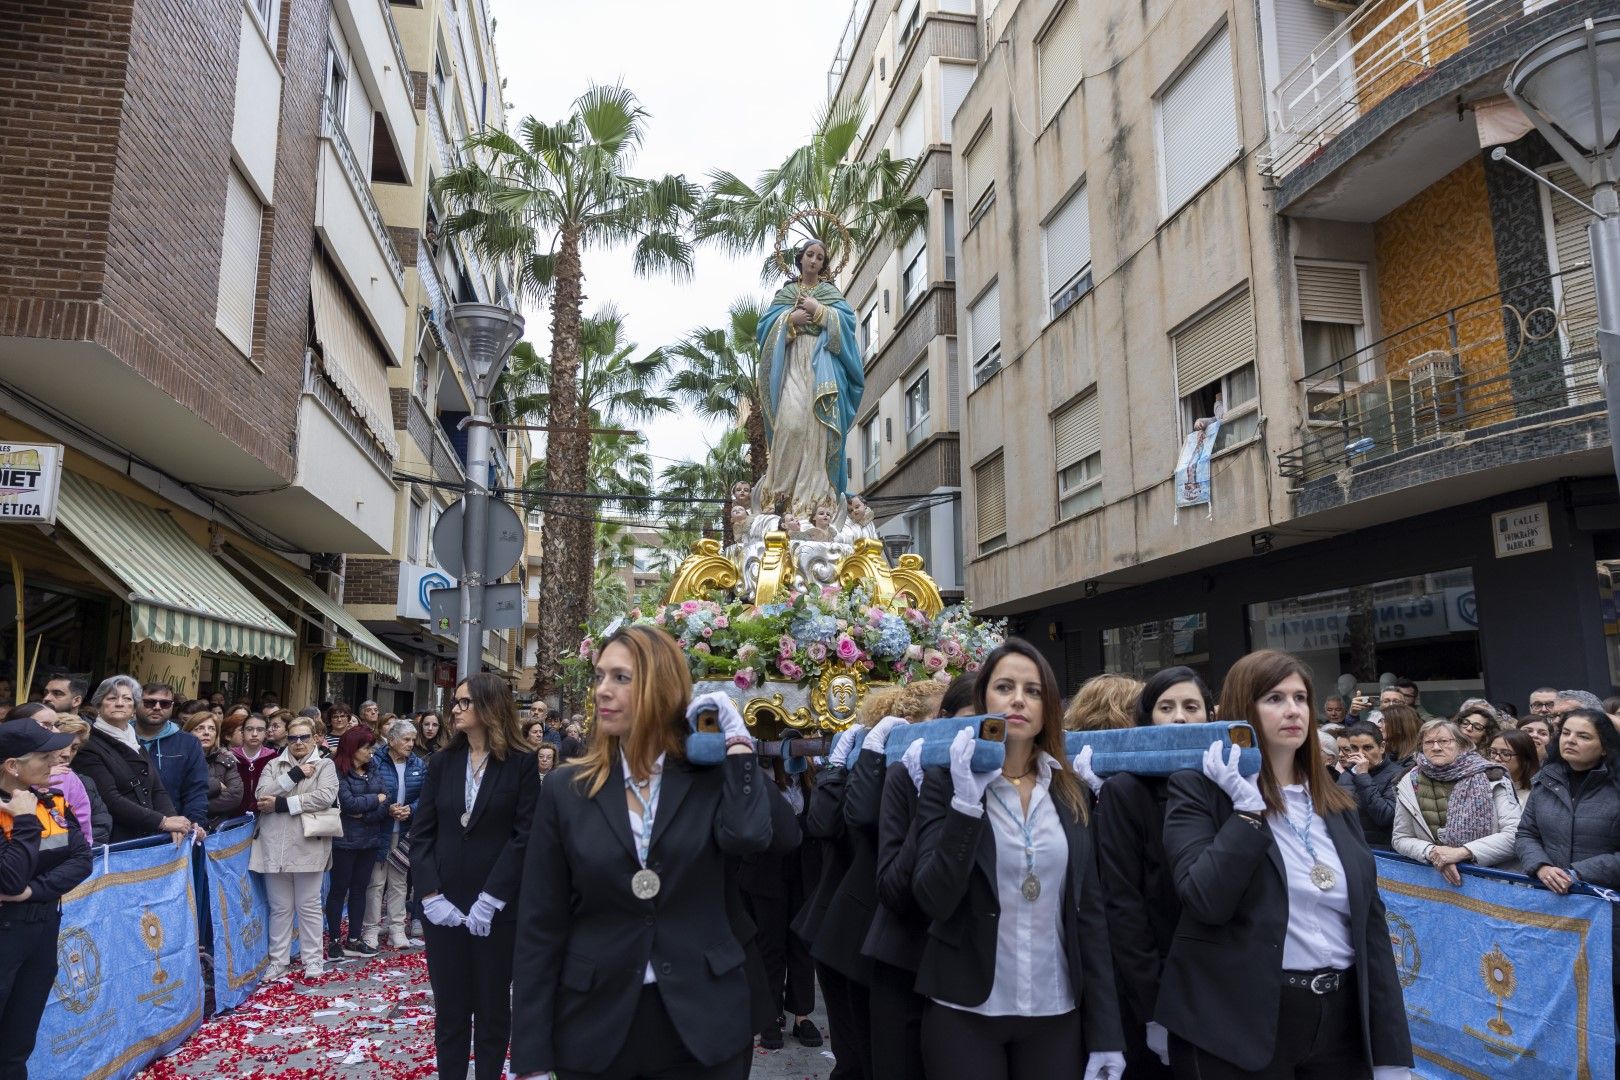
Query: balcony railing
1260 0 1569 182
321 104 406 288
1277 268 1599 483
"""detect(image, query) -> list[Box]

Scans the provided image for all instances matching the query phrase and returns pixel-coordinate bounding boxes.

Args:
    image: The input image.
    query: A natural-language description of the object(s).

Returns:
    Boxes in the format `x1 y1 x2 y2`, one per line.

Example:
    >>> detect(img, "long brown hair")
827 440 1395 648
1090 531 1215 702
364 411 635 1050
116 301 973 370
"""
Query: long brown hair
1217 650 1354 816
1378 703 1421 763
448 672 526 762
574 625 691 798
973 638 1086 822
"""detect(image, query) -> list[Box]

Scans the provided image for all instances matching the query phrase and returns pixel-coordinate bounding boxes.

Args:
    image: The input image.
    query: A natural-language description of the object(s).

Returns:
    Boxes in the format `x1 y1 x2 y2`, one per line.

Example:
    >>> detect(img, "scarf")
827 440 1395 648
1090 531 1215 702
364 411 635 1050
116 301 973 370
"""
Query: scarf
1418 749 1498 847
94 718 140 752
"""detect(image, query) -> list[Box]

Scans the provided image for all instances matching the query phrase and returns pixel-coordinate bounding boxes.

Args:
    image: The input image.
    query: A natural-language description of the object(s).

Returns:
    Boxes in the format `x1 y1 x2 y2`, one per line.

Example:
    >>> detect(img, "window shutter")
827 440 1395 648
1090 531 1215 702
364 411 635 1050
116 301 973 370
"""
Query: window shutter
948 352 961 428
1296 262 1365 323
896 94 925 160
940 62 976 141
1044 183 1091 297
1158 27 1240 213
1546 165 1598 344
215 168 262 356
975 457 1006 543
1174 288 1254 397
1038 2 1084 126
969 282 1001 361
1053 392 1101 470
963 127 991 204
310 259 401 457
1272 0 1346 128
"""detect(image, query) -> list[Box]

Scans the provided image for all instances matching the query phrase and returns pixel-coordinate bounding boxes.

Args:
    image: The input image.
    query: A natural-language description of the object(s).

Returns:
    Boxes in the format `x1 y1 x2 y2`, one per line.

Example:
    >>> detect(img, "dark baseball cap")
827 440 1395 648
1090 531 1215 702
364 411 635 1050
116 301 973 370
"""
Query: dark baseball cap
0 718 74 760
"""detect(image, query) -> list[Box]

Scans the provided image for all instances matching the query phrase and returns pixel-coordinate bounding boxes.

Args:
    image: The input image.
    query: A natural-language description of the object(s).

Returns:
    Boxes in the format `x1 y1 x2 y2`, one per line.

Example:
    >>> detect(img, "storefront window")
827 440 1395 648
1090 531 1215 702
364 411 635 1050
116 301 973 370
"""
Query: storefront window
1598 562 1620 691
0 575 109 700
1246 568 1482 716
201 655 285 709
1101 613 1210 680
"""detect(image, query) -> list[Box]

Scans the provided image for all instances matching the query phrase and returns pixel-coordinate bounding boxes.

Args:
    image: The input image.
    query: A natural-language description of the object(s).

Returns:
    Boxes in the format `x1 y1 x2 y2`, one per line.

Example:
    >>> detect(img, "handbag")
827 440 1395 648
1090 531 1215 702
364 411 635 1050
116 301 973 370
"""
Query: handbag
300 806 343 838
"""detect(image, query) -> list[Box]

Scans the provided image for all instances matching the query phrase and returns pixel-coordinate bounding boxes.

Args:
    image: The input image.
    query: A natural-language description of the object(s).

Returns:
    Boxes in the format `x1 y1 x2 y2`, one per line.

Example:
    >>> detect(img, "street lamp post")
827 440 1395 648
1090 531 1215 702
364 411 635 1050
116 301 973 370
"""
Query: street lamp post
1506 16 1620 478
445 303 524 680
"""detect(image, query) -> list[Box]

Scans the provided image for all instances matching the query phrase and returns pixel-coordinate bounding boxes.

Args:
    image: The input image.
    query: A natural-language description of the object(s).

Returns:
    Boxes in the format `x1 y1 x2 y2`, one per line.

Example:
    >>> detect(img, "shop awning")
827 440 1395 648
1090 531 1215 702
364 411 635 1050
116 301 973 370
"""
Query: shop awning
54 473 297 663
232 551 403 682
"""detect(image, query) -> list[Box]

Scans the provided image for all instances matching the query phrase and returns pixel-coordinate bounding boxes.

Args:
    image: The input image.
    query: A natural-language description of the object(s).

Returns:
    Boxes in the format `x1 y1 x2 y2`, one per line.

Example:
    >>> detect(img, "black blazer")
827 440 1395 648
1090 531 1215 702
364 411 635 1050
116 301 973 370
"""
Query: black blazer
410 745 538 919
813 746 888 982
1156 771 1413 1072
509 753 772 1076
72 729 177 842
791 763 850 944
862 762 927 971
1095 772 1178 1024
911 767 1125 1055
731 783 805 1031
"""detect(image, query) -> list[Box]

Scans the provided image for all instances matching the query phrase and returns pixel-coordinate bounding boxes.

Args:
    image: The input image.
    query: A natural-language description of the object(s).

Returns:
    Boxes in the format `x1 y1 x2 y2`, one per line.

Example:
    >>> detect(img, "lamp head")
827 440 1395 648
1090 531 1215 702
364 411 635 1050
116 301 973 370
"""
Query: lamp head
1506 17 1620 189
447 303 524 397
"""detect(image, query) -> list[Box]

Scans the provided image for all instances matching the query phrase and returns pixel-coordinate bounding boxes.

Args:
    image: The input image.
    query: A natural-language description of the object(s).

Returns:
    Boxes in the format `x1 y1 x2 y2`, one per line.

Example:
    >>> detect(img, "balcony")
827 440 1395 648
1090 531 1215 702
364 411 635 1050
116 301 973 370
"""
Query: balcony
1277 268 1602 508
1262 0 1595 219
318 105 408 360
331 0 416 184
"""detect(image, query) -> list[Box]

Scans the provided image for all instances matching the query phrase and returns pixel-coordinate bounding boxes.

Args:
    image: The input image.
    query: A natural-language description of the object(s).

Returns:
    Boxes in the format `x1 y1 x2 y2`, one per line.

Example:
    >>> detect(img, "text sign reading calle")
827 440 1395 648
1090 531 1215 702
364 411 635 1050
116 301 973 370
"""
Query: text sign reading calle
0 442 63 524
1492 502 1552 558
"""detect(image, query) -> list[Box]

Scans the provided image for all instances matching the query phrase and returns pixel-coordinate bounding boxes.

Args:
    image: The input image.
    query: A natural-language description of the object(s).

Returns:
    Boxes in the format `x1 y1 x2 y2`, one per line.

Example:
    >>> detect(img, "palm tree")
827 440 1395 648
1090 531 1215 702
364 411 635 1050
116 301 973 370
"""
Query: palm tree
436 82 698 700
696 96 928 281
658 428 751 545
663 298 767 480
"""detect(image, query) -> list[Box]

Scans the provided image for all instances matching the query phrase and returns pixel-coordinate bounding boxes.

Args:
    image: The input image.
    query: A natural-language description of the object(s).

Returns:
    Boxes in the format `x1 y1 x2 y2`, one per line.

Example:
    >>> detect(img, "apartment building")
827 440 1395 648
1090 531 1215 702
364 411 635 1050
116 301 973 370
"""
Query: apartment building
956 0 1611 708
826 0 980 599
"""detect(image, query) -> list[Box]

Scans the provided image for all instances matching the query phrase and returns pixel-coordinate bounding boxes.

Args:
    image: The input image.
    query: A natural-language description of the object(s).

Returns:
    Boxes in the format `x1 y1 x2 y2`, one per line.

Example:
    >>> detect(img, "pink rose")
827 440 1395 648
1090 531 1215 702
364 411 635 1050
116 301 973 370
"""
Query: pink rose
821 585 839 599
779 635 796 654
922 648 946 671
905 643 923 661
701 627 713 639
966 661 980 673
777 658 804 680
942 638 964 659
933 670 952 683
835 636 861 662
734 669 757 690
681 600 700 615
694 642 711 654
737 643 759 663
807 642 828 662
714 615 729 629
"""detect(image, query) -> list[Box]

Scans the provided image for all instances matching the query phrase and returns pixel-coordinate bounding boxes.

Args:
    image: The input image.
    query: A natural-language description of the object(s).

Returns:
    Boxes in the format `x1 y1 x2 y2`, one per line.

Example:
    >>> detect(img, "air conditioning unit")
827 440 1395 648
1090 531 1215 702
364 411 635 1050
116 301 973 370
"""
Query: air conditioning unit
302 617 336 652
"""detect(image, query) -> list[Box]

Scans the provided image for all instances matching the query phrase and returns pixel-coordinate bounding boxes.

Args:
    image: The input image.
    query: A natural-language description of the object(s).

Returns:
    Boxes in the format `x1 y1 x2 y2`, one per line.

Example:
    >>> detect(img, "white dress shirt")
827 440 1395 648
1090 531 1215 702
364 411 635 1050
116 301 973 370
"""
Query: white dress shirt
1268 784 1355 971
938 751 1074 1017
622 750 665 984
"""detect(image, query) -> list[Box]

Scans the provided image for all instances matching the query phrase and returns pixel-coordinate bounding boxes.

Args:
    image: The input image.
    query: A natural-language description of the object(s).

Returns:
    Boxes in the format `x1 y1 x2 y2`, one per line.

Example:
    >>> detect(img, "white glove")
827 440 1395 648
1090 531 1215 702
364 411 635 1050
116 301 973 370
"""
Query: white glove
864 715 907 755
1371 1068 1412 1080
901 739 925 793
828 724 865 768
464 891 505 937
1072 745 1104 796
1145 1020 1170 1066
948 727 997 813
1082 1051 1126 1080
1203 741 1265 813
421 894 466 928
688 690 749 741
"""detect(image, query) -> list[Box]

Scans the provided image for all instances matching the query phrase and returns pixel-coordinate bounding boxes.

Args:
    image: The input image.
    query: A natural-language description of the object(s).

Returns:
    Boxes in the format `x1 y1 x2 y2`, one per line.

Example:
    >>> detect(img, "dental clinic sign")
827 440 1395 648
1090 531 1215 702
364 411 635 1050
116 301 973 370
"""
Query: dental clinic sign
1492 503 1552 559
0 442 62 524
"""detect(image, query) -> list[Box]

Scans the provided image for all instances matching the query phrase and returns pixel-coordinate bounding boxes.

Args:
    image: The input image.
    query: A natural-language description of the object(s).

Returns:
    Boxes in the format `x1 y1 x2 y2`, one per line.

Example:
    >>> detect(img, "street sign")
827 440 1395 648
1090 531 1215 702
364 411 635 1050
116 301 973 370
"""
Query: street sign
428 581 526 635
0 442 63 524
431 497 525 580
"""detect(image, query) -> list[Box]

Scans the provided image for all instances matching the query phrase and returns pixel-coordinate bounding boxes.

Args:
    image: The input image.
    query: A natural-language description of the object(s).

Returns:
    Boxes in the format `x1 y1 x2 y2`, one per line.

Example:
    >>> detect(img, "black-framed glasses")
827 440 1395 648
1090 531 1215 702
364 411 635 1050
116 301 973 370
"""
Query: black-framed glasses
146 699 174 709
286 733 313 743
1459 719 1487 731
450 697 474 711
1486 749 1515 760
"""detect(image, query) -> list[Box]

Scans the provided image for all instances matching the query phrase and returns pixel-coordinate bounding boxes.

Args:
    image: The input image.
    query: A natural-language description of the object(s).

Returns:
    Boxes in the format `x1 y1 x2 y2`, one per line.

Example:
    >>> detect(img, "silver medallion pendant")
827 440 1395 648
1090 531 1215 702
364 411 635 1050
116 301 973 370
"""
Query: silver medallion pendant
1309 862 1335 891
1021 873 1041 902
632 868 662 900
459 812 470 828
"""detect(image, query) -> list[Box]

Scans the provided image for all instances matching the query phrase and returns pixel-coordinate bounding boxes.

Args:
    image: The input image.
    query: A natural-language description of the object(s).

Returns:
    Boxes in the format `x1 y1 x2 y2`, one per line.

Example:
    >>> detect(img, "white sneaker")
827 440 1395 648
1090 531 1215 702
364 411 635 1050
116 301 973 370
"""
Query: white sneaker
388 931 412 949
302 965 325 979
263 963 290 983
362 934 379 950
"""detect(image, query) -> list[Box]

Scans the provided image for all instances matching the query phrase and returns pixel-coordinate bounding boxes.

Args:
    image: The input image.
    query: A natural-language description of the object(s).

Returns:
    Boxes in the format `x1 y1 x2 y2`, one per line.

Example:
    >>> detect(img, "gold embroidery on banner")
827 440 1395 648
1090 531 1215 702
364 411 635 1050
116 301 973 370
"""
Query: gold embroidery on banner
61 848 192 903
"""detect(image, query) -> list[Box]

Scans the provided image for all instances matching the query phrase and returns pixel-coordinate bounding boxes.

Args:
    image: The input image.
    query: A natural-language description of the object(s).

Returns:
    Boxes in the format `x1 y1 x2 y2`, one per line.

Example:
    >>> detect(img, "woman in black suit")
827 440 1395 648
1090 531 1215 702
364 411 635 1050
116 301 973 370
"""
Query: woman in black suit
412 672 538 1080
510 625 772 1080
1094 665 1212 1078
910 639 1125 1080
1158 649 1412 1079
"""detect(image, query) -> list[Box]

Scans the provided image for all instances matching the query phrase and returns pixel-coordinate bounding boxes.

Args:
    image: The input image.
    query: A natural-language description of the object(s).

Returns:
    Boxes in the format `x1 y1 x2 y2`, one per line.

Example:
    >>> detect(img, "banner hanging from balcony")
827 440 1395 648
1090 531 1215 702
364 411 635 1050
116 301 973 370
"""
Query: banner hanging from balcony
1175 417 1221 513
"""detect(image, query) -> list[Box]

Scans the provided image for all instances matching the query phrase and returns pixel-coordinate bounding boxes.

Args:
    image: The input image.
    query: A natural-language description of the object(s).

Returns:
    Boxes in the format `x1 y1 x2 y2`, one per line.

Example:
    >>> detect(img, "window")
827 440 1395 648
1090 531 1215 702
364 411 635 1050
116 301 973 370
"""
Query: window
974 455 1007 554
215 167 263 357
963 126 994 226
1542 164 1599 357
898 0 921 56
895 92 924 161
1103 614 1209 679
414 353 431 401
863 70 878 143
433 52 448 104
941 63 976 142
904 367 931 449
860 293 878 354
968 281 1001 387
1156 25 1240 215
1053 391 1102 519
906 508 933 567
249 0 279 44
1174 287 1256 452
325 46 348 125
943 198 956 281
1296 260 1367 379
901 226 927 310
1038 2 1083 126
407 499 426 565
1043 183 1092 319
861 415 881 486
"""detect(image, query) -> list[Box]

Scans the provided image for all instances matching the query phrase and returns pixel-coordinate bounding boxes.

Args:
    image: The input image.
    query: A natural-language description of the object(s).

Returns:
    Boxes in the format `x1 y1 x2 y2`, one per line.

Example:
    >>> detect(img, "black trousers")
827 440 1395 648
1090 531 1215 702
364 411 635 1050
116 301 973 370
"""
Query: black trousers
557 983 752 1080
745 889 815 1020
0 907 59 1080
817 961 872 1080
920 1001 1080 1080
868 960 924 1080
325 846 377 940
424 918 518 1080
1170 971 1368 1079
1119 969 1173 1079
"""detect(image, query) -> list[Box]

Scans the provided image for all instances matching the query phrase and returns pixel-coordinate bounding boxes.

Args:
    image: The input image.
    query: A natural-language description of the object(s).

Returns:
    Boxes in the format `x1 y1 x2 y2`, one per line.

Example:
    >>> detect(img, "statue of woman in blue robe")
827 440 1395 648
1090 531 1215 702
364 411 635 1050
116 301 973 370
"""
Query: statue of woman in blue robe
755 238 864 519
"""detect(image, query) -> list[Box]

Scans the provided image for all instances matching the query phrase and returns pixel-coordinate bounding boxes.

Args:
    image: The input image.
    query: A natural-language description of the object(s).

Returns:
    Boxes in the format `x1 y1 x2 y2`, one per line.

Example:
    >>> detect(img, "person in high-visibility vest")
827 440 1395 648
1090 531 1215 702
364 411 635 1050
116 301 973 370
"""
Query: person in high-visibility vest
0 717 92 1078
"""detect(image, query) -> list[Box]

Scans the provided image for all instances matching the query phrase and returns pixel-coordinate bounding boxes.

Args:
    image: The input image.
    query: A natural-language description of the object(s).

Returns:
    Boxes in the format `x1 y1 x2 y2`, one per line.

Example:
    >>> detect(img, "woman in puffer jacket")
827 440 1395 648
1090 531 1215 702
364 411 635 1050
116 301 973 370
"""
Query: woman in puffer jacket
327 726 392 961
1392 718 1521 881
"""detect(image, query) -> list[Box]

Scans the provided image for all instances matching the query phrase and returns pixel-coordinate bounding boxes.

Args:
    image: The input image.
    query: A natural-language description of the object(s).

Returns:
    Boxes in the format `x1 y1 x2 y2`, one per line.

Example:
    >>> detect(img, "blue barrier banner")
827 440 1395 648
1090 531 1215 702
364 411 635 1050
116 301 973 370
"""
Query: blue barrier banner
28 838 205 1080
204 818 269 1014
1376 853 1615 1078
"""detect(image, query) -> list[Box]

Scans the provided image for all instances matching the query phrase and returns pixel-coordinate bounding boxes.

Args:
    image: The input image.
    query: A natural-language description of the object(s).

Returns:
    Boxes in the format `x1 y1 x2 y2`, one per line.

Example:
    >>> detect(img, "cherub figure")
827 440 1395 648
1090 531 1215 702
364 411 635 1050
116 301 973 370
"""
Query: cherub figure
779 512 803 536
800 501 837 542
847 495 875 527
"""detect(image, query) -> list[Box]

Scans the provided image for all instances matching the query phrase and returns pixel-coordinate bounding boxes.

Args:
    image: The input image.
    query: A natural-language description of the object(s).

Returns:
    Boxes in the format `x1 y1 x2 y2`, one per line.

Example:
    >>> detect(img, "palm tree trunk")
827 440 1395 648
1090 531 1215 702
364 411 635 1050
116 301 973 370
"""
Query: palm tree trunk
745 395 768 483
535 228 590 708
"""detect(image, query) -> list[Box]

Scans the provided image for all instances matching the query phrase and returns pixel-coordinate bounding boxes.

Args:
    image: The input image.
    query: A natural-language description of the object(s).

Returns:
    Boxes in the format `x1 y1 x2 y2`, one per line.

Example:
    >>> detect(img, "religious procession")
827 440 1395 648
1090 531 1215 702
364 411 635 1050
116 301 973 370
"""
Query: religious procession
4 0 1620 1078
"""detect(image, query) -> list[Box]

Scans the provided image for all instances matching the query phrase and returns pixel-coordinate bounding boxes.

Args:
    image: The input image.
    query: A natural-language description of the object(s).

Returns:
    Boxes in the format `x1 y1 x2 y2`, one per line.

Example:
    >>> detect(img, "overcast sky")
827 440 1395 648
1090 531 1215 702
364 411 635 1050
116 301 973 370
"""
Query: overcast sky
493 0 855 471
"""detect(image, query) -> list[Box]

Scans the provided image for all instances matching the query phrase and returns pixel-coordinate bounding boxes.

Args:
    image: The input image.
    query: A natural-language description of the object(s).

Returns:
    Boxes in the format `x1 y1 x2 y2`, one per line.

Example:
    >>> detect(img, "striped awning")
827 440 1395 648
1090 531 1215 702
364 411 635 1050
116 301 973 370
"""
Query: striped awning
54 472 296 664
236 551 403 681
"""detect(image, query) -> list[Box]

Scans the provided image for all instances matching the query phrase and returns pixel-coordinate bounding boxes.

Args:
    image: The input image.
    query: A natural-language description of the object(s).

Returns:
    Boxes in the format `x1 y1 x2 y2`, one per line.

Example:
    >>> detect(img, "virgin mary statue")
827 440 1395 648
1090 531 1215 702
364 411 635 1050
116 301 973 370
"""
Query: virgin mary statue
755 237 864 519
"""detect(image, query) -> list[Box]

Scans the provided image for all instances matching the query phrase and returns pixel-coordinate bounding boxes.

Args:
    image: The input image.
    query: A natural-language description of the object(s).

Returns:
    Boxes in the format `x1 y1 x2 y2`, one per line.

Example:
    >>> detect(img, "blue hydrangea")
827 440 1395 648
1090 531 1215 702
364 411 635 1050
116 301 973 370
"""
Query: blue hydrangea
790 612 839 644
868 614 912 660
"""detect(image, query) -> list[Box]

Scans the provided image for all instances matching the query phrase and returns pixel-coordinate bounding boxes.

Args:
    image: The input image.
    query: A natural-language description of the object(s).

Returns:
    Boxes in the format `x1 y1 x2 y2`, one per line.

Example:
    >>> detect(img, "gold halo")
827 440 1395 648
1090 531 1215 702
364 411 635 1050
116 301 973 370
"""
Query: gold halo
774 209 854 278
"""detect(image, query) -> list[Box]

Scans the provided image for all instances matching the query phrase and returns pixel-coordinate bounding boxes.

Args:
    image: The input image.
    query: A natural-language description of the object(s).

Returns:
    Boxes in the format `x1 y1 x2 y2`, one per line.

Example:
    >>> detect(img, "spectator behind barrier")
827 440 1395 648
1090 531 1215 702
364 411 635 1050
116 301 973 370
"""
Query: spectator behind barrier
72 676 193 845
181 711 244 831
1392 719 1522 882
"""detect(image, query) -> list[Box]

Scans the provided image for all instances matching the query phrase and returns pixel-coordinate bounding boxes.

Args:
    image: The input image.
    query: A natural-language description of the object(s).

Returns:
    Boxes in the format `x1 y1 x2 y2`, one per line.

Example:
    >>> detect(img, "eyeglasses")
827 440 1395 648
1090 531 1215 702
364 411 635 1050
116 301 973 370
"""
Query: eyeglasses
1459 720 1487 731
1421 739 1456 750
146 699 174 709
286 733 313 743
1486 749 1516 760
1529 702 1555 712
450 697 474 711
